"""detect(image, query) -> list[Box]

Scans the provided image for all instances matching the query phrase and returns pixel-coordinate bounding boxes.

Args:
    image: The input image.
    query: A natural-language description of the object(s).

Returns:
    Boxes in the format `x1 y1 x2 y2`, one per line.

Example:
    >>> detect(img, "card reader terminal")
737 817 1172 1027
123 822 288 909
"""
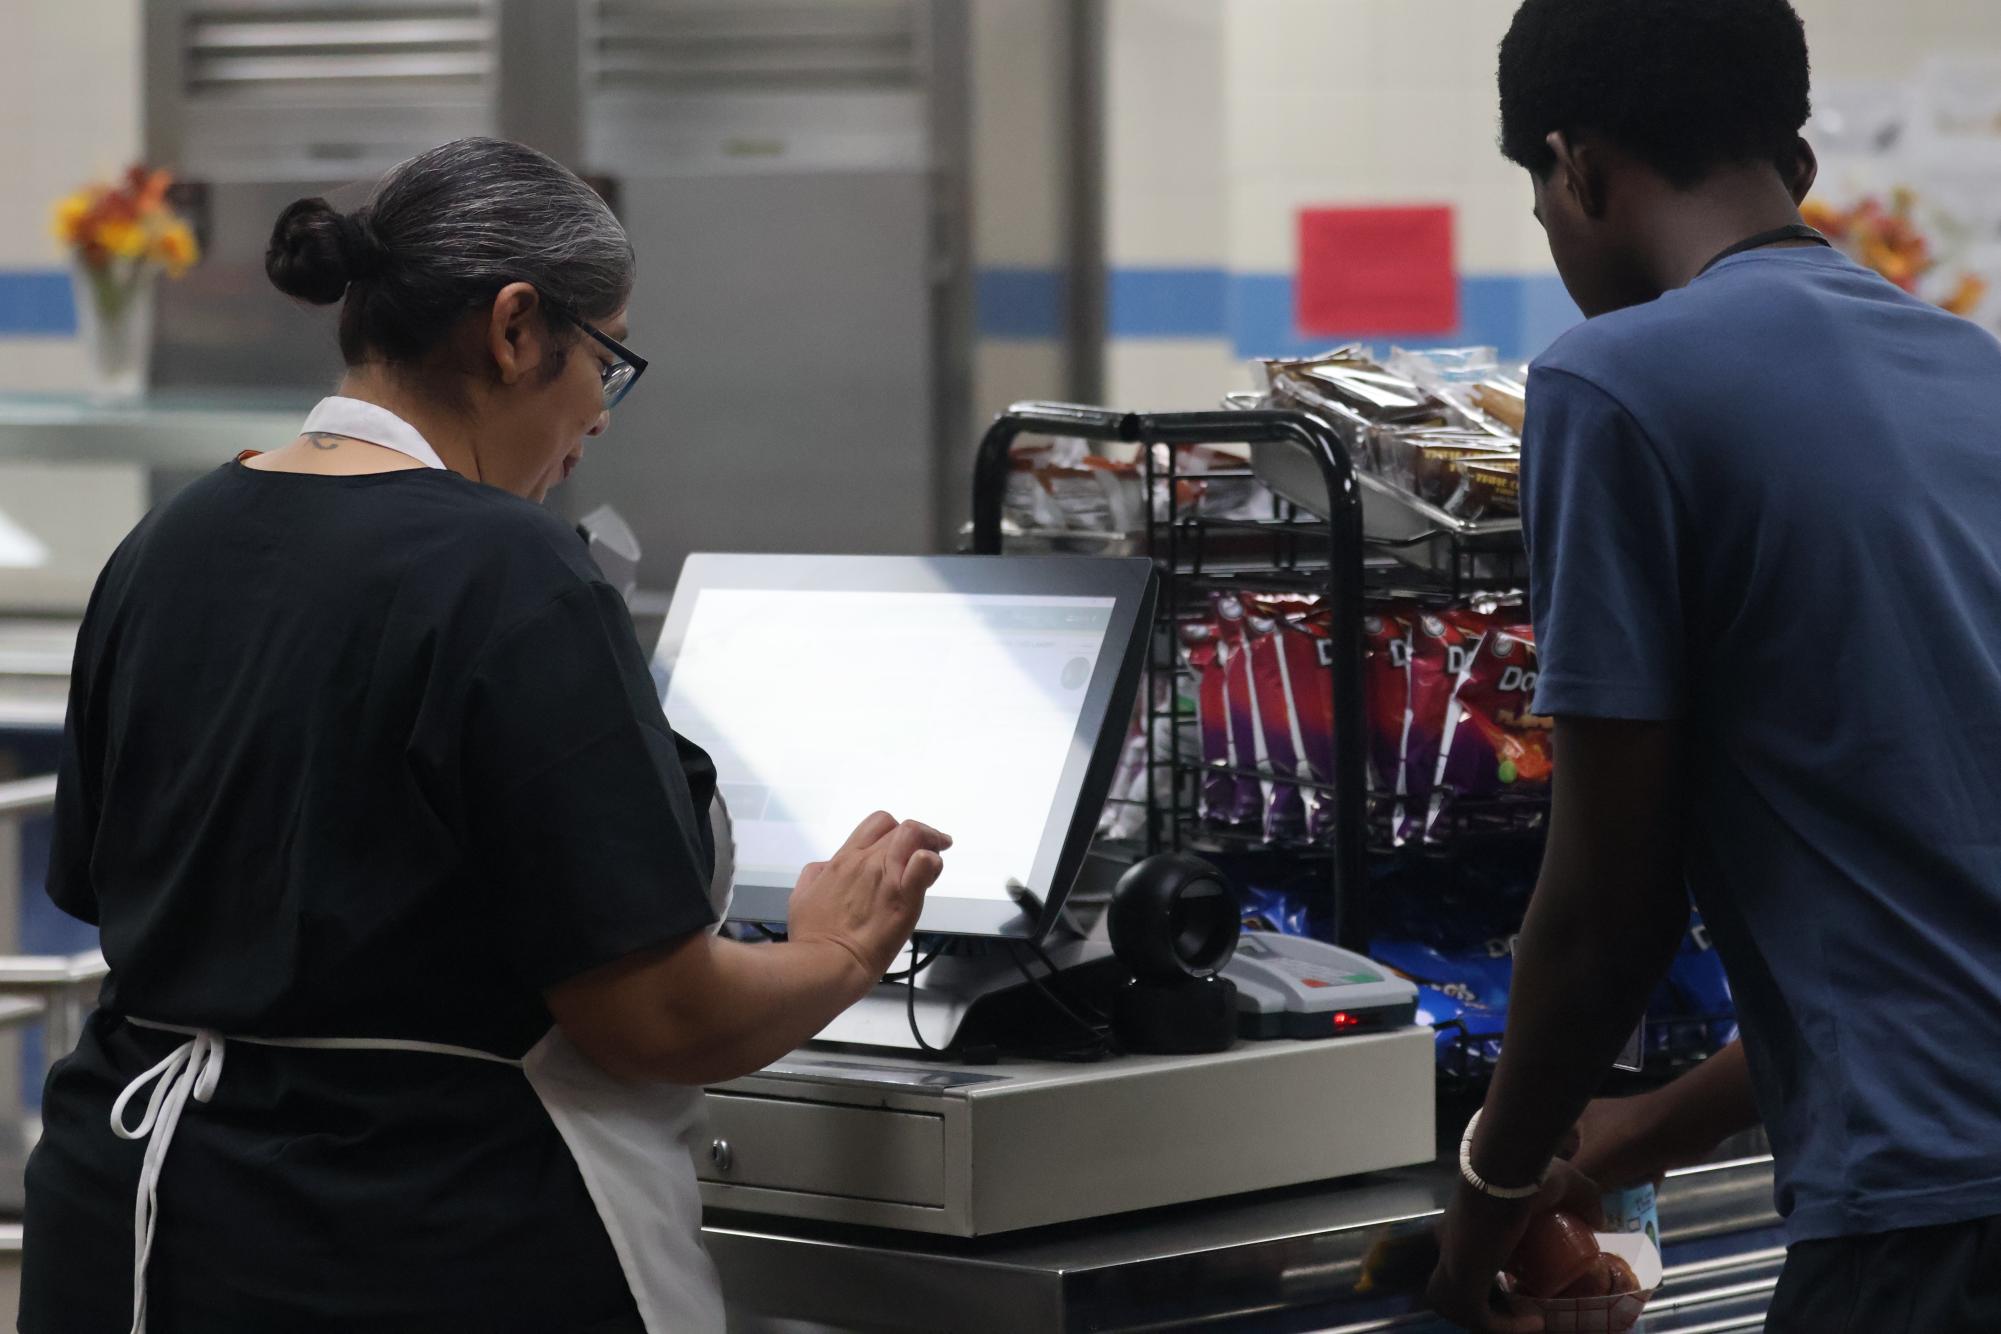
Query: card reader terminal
1223 931 1420 1040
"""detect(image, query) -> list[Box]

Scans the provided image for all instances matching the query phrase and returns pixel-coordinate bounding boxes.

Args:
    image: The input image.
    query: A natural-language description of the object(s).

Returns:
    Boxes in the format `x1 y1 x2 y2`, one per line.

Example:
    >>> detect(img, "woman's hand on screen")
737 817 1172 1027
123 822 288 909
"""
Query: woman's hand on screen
788 812 950 988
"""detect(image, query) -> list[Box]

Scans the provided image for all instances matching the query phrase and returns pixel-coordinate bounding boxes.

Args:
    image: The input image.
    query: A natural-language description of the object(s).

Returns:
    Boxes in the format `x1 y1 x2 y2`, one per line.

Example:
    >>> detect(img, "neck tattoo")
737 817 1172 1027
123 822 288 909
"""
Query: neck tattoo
304 432 344 451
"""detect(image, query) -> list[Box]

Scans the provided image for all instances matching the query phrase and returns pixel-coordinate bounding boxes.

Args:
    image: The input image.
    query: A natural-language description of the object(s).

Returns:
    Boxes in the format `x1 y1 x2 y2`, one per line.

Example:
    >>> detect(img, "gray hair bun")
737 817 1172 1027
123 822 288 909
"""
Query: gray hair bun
266 198 381 305
262 138 633 369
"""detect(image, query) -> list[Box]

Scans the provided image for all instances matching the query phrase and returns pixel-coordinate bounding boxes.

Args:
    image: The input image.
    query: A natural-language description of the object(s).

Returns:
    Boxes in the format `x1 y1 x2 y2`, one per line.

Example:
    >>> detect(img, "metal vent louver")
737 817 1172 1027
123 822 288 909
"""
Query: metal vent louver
181 2 496 98
159 1 501 180
590 1 920 95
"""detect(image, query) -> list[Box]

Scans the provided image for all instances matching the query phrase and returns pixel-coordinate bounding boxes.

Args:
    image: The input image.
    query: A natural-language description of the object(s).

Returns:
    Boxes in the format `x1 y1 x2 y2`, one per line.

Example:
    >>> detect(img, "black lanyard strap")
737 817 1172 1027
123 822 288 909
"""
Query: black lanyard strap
1698 223 1831 277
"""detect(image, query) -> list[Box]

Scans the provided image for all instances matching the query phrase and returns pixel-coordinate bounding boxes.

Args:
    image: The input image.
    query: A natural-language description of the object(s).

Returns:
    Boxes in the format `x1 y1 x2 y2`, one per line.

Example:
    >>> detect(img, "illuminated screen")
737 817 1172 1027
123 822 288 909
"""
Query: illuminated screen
662 588 1117 909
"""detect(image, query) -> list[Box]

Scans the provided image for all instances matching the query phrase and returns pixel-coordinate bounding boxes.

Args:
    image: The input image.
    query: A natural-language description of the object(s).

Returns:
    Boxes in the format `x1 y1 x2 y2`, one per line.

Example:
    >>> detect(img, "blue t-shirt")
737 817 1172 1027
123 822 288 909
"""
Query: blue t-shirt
1524 245 2001 1242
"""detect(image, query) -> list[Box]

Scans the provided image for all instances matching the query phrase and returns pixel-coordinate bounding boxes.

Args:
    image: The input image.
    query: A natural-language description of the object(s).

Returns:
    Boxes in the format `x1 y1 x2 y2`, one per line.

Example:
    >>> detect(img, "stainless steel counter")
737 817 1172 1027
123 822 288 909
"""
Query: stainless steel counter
0 391 312 470
0 620 76 731
705 1153 1784 1333
0 392 316 616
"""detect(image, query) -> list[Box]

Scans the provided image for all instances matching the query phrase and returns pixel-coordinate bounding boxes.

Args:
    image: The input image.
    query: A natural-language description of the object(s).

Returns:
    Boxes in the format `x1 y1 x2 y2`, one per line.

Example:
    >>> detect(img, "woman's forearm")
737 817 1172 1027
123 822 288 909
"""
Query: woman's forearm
547 932 873 1086
654 936 873 1084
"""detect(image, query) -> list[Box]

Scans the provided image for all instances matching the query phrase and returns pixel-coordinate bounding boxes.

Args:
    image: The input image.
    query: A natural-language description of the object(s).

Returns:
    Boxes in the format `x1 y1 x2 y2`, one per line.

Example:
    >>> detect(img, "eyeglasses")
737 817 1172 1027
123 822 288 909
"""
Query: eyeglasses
573 318 647 411
544 300 647 411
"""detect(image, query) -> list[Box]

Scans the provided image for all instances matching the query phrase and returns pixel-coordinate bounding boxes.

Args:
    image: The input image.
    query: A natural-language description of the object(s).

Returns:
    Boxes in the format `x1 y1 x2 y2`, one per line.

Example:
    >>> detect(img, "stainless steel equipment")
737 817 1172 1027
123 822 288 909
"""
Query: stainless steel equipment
698 1029 1436 1237
142 0 973 587
566 0 970 583
0 395 312 615
143 1 508 392
707 1153 1786 1333
0 776 105 1215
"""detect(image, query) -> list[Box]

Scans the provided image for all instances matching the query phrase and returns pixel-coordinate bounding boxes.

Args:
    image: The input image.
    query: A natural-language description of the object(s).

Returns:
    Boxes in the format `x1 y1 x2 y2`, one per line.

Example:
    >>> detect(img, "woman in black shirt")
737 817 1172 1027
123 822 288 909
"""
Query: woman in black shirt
20 136 947 1334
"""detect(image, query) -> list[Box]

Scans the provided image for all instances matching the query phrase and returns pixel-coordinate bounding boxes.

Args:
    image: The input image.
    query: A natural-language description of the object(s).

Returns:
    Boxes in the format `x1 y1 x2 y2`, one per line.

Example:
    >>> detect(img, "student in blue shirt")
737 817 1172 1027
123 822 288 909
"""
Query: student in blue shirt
1427 1 2001 1329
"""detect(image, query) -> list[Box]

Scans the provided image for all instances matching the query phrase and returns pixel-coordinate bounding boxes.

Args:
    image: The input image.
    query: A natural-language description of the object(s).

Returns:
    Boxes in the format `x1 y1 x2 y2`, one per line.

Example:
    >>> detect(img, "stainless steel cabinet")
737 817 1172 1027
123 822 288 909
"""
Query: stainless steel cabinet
143 1 972 585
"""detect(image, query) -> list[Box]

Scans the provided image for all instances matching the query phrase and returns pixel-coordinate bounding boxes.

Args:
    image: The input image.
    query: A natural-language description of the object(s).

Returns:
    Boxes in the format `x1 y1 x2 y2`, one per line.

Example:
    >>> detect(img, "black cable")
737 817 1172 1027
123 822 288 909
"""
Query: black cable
1029 937 1110 1023
904 936 948 1056
1027 938 1065 977
1005 941 1113 1057
882 938 943 984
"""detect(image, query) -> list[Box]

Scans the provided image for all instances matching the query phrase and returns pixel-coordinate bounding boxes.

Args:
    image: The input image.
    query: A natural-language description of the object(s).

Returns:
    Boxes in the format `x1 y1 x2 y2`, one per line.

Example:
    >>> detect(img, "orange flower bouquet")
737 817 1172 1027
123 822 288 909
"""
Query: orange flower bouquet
51 166 201 401
1802 189 1986 318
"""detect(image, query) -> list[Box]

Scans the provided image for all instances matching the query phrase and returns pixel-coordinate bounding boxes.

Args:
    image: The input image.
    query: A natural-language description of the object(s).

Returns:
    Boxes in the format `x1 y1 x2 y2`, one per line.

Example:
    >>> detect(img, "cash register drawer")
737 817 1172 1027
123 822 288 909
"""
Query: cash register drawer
699 1093 947 1207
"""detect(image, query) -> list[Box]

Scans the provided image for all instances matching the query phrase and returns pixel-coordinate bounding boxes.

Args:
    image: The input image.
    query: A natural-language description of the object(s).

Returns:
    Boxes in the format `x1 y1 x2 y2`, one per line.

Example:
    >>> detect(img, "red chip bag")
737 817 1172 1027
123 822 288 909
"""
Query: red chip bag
1180 616 1235 825
1426 624 1553 842
1398 612 1474 846
1246 594 1339 842
1362 609 1412 799
1267 599 1338 842
1211 594 1266 828
1245 607 1309 843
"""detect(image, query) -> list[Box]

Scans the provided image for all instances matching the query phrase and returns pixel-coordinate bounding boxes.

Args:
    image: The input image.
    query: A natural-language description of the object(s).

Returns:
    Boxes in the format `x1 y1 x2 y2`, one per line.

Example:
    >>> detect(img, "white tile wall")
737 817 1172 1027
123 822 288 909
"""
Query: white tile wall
1106 0 1225 266
974 339 1067 427
1102 0 2001 406
1219 0 1537 274
1186 0 2001 284
970 0 1068 269
1106 337 1244 410
8 0 2001 403
1796 0 2001 79
0 0 141 267
0 0 142 393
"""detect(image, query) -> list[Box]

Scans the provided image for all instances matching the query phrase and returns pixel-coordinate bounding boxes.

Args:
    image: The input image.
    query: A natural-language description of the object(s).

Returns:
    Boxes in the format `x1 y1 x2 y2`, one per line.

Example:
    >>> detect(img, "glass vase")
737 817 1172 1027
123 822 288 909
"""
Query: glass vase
72 261 156 407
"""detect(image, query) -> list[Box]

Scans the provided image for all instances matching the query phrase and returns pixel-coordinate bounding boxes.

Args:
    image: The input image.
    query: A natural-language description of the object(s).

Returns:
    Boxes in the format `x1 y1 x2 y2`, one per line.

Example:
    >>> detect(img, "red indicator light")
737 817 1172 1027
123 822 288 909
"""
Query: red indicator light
1332 1011 1362 1030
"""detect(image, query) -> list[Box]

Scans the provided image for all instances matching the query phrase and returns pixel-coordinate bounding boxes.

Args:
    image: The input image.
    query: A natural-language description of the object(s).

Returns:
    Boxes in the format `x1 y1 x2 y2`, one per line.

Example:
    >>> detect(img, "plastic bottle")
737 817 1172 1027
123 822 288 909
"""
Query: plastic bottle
1601 1182 1661 1256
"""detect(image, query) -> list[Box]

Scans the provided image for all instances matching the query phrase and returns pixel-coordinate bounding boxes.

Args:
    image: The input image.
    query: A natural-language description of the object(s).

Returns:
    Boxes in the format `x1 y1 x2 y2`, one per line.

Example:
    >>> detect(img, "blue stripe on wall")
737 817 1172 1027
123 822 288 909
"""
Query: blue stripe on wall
1109 267 1228 338
0 270 77 336
1226 271 1579 362
982 265 1582 363
1523 272 1585 359
975 267 1066 341
12 257 1580 359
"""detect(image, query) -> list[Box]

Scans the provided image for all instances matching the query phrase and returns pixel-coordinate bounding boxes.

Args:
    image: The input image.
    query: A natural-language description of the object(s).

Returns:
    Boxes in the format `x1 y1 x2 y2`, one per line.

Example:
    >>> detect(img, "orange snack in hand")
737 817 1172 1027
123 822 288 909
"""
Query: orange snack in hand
1554 1251 1642 1298
1508 1210 1600 1298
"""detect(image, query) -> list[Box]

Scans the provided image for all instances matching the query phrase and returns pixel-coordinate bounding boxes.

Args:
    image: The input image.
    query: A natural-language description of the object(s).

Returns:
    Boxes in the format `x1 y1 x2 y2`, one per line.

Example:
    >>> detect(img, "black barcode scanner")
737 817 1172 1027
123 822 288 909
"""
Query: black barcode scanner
1107 853 1240 1054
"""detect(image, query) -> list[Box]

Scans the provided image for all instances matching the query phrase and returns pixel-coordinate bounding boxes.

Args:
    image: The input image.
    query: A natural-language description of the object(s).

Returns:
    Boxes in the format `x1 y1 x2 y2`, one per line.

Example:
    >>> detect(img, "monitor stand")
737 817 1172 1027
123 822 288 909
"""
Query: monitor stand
814 926 1121 1053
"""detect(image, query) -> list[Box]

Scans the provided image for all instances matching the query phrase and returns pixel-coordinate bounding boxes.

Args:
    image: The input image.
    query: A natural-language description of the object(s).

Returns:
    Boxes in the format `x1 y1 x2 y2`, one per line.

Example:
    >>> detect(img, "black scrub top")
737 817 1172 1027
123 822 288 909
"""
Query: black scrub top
20 460 719 1334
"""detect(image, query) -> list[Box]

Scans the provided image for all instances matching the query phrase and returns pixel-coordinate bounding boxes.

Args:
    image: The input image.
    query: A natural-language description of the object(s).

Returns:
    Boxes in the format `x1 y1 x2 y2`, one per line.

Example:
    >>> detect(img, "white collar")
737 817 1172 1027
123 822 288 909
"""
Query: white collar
299 397 450 472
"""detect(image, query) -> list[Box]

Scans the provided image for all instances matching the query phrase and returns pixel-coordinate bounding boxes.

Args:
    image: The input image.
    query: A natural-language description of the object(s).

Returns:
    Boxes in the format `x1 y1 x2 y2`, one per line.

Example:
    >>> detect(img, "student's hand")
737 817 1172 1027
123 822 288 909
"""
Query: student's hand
787 811 950 990
1570 1093 1672 1191
1426 1159 1603 1332
1571 1043 1759 1190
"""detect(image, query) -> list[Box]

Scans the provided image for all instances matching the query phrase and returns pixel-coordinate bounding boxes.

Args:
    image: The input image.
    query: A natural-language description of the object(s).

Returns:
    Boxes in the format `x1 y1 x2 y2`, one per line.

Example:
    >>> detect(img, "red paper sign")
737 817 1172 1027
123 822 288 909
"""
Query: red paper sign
1296 206 1457 335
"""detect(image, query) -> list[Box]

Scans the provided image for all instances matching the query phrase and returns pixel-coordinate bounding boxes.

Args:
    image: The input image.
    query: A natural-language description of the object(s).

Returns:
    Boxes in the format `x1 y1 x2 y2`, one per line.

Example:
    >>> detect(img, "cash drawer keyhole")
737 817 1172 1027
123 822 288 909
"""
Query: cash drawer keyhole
710 1138 734 1174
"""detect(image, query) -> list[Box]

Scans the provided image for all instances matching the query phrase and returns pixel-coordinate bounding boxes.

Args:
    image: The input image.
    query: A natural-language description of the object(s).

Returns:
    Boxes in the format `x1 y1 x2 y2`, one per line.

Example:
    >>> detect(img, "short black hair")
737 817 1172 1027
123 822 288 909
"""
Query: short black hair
1499 0 1812 188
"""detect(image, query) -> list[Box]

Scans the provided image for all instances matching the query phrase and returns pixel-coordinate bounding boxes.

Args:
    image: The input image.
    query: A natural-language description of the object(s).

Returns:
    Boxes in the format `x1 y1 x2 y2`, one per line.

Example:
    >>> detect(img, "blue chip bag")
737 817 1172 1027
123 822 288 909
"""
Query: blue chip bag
1373 935 1510 1078
1646 911 1736 1060
1239 882 1316 938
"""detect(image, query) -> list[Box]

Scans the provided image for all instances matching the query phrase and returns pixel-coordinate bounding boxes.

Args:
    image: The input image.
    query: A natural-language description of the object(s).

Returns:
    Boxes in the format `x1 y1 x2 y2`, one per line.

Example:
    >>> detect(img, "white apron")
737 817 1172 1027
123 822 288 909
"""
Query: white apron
109 399 734 1333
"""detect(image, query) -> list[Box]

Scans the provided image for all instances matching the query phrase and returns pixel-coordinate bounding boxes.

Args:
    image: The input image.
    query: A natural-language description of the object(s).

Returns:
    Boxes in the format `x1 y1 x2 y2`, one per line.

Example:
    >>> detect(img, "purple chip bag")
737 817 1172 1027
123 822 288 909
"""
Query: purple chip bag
1397 613 1474 846
1363 611 1413 800
1181 618 1235 824
1245 608 1309 843
1211 594 1269 829
1267 598 1338 842
1098 717 1149 841
1425 625 1551 844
